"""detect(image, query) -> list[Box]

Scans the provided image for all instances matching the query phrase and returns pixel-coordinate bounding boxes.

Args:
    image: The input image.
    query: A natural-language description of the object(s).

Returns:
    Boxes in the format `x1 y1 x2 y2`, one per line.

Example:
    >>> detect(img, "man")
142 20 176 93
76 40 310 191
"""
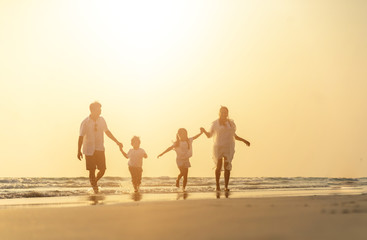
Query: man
77 101 122 193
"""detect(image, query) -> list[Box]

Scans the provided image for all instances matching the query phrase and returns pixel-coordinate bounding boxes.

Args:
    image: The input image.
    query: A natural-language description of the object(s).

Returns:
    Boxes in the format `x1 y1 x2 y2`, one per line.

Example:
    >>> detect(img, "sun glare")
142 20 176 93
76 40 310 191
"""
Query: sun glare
85 1 190 66
70 1 203 96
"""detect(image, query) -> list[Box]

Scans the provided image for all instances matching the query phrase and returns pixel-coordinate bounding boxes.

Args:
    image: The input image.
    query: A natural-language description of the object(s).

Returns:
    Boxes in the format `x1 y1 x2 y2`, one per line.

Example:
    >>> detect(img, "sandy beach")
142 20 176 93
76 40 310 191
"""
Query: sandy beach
1 194 367 240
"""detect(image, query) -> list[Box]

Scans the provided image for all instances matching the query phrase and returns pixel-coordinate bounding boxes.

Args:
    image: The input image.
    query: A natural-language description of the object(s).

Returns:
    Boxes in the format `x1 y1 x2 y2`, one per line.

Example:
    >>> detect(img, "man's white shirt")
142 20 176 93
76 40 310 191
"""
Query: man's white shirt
79 116 109 156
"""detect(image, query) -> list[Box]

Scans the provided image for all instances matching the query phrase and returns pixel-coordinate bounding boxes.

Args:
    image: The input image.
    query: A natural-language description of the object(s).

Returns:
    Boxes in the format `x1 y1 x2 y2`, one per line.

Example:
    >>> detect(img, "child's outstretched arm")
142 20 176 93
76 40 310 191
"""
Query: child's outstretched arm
191 130 204 140
235 134 250 146
157 146 174 158
119 146 128 158
200 127 212 138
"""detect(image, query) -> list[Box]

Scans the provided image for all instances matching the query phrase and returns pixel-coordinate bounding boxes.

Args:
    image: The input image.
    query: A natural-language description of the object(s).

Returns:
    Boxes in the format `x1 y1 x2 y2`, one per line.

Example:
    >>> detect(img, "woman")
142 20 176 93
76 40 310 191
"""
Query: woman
201 106 250 191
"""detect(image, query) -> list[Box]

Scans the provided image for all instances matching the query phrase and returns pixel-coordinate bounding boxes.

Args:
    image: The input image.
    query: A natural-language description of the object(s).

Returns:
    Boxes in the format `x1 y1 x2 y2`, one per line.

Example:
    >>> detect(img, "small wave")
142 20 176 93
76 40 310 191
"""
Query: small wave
1 177 366 200
0 190 84 199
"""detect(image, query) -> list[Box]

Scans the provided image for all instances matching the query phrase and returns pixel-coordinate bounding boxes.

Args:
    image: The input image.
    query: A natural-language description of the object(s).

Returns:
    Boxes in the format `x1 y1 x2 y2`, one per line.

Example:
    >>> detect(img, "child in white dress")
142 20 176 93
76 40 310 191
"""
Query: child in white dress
120 136 147 192
157 128 203 190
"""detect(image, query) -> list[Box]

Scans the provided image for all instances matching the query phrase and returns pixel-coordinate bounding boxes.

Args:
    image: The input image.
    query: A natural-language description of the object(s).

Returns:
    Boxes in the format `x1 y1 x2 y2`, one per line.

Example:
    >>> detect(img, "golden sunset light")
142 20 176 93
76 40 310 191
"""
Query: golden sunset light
1 0 366 179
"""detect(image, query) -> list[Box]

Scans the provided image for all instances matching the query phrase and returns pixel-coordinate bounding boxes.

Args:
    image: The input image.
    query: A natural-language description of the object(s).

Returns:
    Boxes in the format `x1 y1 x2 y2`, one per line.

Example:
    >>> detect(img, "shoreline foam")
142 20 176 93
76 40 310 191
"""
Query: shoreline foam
0 187 365 209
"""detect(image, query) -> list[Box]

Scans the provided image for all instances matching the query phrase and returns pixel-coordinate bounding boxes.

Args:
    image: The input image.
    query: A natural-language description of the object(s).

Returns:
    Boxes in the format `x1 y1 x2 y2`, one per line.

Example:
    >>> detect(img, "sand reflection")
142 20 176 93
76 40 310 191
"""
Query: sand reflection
176 191 189 200
88 194 106 205
131 192 143 202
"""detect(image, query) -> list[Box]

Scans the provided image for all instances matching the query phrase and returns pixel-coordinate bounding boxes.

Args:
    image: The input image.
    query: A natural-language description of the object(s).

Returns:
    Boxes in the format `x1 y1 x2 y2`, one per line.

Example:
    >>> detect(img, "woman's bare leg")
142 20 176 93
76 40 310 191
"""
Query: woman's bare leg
215 158 223 191
224 161 230 191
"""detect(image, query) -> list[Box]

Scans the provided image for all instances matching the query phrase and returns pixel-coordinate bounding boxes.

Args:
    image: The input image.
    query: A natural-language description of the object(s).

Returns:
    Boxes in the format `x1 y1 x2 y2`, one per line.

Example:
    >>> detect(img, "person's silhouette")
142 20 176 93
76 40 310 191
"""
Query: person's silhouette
77 101 122 193
201 106 250 191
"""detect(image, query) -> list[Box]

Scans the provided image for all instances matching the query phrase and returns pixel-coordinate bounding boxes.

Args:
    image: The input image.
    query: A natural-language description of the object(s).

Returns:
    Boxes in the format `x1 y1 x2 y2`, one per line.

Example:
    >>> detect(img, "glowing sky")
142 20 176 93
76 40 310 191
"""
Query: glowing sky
1 0 366 177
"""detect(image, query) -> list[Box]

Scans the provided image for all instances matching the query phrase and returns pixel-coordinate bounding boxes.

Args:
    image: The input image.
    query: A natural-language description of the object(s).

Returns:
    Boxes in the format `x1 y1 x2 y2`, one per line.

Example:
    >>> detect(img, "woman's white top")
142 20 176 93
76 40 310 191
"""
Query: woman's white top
209 119 236 170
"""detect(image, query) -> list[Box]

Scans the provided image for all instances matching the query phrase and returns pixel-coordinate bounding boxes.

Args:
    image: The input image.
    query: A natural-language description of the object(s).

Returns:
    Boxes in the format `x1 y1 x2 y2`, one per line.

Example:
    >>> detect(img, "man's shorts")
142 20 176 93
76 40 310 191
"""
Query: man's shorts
85 151 106 171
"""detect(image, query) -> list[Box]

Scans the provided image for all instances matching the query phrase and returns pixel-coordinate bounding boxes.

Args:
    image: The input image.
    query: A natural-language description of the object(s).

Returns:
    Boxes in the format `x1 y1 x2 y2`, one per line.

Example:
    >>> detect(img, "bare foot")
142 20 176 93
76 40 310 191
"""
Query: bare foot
176 179 180 188
93 185 99 194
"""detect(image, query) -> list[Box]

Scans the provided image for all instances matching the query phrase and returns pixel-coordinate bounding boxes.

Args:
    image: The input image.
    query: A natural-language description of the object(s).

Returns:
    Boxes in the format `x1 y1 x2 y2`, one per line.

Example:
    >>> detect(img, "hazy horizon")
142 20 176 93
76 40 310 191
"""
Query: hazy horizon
1 0 367 178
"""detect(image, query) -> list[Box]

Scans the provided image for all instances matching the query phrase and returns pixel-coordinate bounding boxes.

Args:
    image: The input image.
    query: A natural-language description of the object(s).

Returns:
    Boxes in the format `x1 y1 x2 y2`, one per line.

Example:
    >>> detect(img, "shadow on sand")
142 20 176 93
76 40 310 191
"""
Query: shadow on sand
131 192 143 202
176 191 189 200
88 194 106 205
216 190 231 199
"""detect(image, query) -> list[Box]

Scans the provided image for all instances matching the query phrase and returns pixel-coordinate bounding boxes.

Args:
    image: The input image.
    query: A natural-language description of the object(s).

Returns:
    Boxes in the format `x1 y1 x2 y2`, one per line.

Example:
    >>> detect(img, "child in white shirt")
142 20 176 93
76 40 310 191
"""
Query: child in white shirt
120 136 147 192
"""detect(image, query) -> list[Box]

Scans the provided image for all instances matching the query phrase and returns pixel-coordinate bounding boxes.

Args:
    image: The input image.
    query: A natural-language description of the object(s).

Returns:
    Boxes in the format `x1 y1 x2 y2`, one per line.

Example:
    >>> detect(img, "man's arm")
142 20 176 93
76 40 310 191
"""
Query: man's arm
105 131 123 148
235 134 250 146
77 136 83 160
119 147 128 159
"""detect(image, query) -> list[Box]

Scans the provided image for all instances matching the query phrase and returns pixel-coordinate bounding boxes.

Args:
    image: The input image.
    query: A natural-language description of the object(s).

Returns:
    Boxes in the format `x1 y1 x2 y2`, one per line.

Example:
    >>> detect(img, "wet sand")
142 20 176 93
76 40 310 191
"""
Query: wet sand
1 194 367 240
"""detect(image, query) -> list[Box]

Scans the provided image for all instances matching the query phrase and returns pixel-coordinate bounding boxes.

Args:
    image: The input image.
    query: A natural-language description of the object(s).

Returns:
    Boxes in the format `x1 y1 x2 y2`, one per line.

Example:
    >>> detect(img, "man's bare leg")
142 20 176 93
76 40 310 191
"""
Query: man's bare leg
89 170 98 193
94 169 105 193
96 169 105 183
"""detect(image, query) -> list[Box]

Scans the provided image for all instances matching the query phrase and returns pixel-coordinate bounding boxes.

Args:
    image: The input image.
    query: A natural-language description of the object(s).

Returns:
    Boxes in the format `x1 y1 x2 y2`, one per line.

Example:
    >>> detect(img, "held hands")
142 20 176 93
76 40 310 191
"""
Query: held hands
200 127 206 133
119 145 129 159
117 141 124 155
200 127 210 138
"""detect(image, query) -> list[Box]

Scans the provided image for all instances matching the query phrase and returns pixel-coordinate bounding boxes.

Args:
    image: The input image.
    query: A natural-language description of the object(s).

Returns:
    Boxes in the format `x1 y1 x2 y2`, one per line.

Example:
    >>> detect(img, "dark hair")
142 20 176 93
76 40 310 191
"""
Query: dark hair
131 136 140 145
174 128 190 149
220 106 229 113
219 106 233 128
89 101 102 112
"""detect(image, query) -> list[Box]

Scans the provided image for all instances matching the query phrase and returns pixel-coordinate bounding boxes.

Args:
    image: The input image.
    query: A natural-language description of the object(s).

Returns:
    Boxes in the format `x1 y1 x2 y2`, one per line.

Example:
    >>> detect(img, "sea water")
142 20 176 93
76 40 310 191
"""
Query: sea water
0 177 366 207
